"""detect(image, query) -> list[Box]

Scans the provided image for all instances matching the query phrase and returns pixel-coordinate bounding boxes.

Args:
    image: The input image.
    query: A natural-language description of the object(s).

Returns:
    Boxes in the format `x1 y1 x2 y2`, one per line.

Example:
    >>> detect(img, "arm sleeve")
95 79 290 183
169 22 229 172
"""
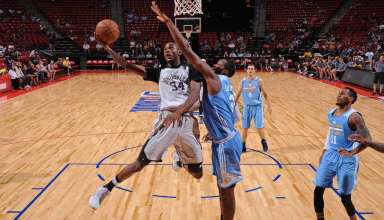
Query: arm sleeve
143 67 161 83
188 65 204 83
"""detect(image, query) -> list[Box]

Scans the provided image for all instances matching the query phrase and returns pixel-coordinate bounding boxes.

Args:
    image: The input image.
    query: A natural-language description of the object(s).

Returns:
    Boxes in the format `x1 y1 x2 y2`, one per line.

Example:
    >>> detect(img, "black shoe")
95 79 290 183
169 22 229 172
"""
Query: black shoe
242 145 247 152
262 140 268 152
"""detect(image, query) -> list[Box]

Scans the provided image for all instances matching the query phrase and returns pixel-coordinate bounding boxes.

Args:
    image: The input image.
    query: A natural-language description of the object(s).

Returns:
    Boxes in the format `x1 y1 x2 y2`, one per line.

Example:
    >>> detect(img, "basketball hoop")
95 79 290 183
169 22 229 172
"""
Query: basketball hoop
185 30 192 39
174 0 203 16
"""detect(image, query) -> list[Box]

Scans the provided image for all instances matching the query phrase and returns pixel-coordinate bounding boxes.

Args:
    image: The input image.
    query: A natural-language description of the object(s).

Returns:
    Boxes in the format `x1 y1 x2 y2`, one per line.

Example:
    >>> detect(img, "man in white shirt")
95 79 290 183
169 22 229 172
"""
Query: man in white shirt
8 63 23 89
83 42 90 54
365 51 374 70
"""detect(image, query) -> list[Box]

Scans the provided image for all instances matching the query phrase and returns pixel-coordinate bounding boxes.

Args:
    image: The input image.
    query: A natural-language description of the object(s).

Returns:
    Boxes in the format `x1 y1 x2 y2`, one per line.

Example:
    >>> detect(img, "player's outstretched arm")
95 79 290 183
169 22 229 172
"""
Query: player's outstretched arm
102 44 146 77
349 134 384 153
151 1 221 95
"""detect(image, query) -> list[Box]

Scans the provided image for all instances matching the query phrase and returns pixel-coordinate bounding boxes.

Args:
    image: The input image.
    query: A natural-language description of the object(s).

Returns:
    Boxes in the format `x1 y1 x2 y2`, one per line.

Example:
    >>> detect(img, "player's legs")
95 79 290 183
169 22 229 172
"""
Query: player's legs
241 128 249 152
313 150 337 219
176 114 203 179
340 194 357 220
89 145 151 209
90 112 178 209
218 185 236 220
254 104 268 151
212 132 242 219
314 186 325 220
337 156 359 219
212 132 243 188
241 105 251 152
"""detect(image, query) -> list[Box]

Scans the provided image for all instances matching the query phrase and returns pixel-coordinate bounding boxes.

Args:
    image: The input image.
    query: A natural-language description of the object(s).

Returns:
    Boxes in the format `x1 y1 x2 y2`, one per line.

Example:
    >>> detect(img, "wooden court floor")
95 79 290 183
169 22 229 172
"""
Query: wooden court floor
0 71 383 220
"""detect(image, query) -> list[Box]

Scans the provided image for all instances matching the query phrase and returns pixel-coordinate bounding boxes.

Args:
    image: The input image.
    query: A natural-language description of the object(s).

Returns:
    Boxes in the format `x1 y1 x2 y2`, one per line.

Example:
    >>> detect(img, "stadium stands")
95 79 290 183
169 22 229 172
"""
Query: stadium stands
0 1 48 48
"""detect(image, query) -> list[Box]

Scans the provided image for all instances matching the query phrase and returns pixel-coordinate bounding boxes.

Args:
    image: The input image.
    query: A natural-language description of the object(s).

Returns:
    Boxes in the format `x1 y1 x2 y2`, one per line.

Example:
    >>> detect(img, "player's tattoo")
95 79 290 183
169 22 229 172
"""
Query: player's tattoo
350 113 371 154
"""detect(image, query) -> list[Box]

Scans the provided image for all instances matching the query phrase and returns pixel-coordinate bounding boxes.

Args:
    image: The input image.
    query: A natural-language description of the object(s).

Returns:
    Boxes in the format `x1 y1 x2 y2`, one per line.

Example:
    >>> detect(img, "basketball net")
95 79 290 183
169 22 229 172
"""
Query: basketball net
174 0 203 16
185 30 192 39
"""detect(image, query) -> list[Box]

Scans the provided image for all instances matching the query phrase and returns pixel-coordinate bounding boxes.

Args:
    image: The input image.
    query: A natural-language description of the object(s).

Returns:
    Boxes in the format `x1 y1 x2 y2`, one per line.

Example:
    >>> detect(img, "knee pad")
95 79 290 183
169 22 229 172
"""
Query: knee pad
136 141 152 166
341 194 356 217
314 187 325 213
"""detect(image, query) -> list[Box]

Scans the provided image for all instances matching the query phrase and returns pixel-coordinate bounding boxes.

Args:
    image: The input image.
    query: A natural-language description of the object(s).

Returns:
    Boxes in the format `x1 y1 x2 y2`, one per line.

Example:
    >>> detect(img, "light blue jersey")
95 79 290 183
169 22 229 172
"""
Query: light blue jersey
202 74 243 188
241 77 264 129
315 107 360 195
241 77 262 106
202 74 237 143
326 108 359 151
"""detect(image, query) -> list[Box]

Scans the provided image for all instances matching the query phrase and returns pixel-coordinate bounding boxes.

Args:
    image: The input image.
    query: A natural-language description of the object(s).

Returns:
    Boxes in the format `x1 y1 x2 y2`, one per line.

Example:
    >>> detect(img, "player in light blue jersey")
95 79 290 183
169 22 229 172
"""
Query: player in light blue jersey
235 63 272 152
314 87 371 220
151 3 242 219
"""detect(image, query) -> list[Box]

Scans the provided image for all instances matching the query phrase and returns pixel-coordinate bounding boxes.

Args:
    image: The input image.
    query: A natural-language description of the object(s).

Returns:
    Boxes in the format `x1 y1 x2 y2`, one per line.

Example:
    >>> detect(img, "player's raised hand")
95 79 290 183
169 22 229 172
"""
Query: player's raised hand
151 1 170 23
348 134 368 145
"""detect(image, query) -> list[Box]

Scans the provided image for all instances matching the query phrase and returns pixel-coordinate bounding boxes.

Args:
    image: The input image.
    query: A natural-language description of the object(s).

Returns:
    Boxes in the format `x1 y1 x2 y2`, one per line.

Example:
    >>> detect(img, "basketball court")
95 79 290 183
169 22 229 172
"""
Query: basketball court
1 71 383 220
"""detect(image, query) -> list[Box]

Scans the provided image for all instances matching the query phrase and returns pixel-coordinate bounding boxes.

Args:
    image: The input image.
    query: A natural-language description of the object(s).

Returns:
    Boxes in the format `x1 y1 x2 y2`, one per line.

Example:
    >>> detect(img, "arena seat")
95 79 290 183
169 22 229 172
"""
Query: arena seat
0 1 48 49
34 0 111 46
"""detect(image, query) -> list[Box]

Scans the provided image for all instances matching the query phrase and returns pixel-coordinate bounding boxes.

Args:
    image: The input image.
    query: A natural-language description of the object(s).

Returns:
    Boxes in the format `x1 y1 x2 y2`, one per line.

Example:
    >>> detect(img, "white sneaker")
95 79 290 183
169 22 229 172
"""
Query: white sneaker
89 186 110 209
172 152 182 171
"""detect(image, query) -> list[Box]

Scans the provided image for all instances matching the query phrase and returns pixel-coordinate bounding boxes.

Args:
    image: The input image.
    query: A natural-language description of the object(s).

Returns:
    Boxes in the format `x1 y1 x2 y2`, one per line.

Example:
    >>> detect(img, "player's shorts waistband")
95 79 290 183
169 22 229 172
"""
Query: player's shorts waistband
158 110 195 117
212 131 238 145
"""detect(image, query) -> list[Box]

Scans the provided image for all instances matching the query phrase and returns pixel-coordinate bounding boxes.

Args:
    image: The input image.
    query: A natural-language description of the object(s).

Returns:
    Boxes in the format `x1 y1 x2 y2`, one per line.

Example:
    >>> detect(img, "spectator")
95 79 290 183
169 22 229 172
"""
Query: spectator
227 41 236 51
365 50 374 70
15 62 29 88
373 55 384 95
146 51 152 58
90 34 96 42
47 60 56 81
62 57 72 76
36 60 48 82
23 62 38 86
8 63 23 89
83 41 90 54
265 59 273 72
335 58 347 79
96 42 103 54
229 51 237 58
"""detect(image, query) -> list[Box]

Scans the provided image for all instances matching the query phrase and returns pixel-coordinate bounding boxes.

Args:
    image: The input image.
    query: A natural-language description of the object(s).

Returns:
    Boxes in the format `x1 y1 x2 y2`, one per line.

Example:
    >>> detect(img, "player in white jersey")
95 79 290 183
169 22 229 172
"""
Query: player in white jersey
89 41 203 209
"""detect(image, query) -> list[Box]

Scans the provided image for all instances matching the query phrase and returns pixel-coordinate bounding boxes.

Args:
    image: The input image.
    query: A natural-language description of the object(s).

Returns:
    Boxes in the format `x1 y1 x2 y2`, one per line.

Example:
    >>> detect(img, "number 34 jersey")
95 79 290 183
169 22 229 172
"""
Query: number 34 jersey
144 64 201 110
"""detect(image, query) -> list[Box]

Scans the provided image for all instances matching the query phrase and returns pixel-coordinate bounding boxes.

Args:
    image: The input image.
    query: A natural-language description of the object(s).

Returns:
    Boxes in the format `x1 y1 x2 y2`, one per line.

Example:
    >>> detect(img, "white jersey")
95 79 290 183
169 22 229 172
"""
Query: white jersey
144 64 200 110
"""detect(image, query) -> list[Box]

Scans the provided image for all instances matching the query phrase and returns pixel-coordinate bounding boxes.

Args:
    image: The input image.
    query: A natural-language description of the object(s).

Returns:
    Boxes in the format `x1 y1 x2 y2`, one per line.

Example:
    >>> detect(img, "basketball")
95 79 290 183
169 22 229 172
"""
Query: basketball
95 19 120 45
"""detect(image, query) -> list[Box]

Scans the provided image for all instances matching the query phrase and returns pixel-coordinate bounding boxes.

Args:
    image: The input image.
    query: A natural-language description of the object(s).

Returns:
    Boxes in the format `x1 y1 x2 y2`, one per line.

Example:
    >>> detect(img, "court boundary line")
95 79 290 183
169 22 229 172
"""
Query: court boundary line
8 162 374 220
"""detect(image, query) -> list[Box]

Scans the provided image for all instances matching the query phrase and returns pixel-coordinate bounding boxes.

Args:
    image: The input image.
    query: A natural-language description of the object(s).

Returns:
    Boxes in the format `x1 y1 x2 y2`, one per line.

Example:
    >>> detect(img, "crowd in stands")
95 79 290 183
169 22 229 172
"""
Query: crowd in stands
296 19 384 78
0 5 55 50
0 45 73 90
120 38 161 59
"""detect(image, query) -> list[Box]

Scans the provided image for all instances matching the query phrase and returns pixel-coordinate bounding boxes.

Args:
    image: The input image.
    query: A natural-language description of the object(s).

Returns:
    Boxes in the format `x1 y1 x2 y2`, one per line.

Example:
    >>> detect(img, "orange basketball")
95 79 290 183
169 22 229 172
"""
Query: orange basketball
95 19 120 45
